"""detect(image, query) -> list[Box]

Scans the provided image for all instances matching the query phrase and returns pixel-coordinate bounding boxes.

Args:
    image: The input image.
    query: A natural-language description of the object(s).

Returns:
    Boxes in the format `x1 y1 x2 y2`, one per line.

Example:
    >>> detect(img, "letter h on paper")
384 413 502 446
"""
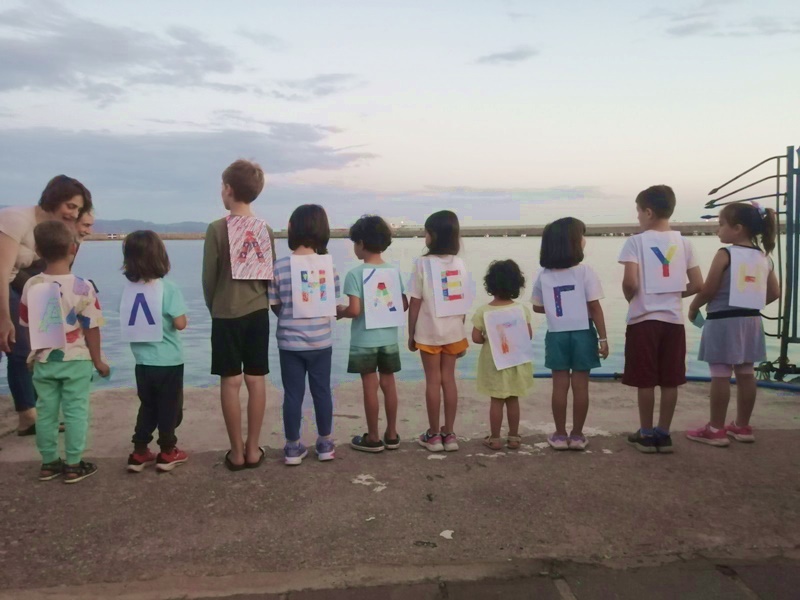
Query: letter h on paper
301 270 327 303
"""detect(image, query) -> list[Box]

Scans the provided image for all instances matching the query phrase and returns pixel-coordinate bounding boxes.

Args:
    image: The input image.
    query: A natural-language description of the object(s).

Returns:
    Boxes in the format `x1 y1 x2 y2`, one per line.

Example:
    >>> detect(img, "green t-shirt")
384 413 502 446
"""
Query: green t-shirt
343 263 405 348
130 278 187 366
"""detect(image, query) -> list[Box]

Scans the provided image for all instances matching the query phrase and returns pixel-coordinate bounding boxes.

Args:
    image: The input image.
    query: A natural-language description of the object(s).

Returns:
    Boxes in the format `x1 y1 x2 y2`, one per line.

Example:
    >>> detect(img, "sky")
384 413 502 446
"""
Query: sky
0 0 797 227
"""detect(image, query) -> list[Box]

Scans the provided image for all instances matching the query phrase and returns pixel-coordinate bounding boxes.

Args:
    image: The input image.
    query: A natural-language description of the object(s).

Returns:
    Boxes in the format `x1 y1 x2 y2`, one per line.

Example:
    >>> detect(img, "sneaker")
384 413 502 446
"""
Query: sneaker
547 434 569 451
284 442 308 466
127 449 157 473
441 431 459 452
726 421 755 443
654 429 675 454
687 424 730 447
418 431 444 452
316 438 336 461
351 434 385 453
383 434 401 450
156 447 189 472
627 430 658 454
568 435 588 451
63 461 98 484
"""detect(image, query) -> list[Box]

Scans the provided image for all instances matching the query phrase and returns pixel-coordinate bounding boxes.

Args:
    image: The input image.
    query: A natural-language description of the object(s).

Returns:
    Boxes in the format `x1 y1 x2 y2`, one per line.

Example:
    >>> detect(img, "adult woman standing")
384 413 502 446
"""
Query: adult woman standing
0 175 93 434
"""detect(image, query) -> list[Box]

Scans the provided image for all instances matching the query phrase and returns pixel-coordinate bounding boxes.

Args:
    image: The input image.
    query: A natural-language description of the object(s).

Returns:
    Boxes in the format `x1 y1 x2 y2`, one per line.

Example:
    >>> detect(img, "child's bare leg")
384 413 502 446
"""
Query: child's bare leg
656 386 678 431
570 371 590 436
243 374 266 463
489 398 504 438
551 370 570 436
506 397 520 437
709 377 731 429
440 353 459 432
220 374 244 464
733 371 757 427
379 372 398 440
420 351 442 433
361 372 380 442
637 387 655 430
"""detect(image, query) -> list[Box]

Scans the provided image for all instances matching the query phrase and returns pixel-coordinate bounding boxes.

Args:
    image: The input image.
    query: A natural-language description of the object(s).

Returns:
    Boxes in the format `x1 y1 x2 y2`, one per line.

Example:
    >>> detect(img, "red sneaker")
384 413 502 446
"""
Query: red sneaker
726 421 755 443
127 449 157 473
686 423 730 447
156 447 189 472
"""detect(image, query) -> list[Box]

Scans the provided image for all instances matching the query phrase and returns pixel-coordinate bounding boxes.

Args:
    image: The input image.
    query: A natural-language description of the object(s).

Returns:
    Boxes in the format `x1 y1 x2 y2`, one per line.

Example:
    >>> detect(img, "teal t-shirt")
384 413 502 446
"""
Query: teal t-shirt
130 278 187 366
343 263 405 348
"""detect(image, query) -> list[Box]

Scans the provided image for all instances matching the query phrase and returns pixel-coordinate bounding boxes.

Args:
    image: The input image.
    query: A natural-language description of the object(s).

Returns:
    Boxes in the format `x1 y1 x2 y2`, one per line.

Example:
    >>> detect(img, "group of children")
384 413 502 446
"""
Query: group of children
19 159 779 482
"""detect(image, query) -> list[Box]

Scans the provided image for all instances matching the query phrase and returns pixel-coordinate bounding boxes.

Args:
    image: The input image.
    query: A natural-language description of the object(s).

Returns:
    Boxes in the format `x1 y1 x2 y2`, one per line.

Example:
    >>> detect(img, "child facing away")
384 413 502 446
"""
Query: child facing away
472 260 533 451
686 203 780 446
202 160 276 471
122 231 189 473
619 185 703 454
337 215 408 453
407 210 470 452
532 218 609 451
19 220 109 483
268 204 340 465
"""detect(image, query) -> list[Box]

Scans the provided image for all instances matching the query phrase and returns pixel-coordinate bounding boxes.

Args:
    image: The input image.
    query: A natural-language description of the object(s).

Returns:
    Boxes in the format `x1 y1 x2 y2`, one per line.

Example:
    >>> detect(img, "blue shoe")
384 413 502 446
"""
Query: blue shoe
284 442 308 466
316 438 336 461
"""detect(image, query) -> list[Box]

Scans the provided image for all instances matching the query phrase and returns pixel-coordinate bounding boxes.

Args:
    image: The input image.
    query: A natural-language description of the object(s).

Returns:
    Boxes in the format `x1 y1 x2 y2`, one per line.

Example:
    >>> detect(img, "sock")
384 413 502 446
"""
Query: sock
134 443 149 454
654 426 670 437
640 428 655 437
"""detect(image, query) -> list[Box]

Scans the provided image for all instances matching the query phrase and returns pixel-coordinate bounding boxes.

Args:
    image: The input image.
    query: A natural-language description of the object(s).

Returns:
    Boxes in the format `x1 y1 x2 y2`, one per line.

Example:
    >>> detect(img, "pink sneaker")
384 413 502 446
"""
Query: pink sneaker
726 421 755 443
686 424 730 447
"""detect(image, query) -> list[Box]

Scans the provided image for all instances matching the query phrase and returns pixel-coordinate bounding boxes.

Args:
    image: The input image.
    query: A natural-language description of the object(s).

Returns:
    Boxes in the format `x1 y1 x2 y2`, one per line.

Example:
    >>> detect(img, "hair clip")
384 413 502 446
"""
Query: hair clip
750 201 767 217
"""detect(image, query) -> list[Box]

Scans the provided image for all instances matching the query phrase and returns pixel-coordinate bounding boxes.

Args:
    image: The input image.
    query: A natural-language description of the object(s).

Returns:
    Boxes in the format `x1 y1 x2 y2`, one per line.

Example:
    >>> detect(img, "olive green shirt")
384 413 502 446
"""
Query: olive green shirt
202 217 276 319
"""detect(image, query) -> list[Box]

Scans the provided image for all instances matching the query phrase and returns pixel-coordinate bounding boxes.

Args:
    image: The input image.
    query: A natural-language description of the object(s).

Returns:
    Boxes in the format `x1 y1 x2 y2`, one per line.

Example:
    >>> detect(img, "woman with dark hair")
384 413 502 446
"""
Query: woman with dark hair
0 175 92 434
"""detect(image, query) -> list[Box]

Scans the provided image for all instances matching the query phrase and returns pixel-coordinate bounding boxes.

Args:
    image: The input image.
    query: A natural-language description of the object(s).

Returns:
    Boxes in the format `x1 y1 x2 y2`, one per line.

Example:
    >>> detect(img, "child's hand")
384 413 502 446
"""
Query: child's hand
688 307 698 323
94 361 111 378
598 340 609 359
408 337 417 352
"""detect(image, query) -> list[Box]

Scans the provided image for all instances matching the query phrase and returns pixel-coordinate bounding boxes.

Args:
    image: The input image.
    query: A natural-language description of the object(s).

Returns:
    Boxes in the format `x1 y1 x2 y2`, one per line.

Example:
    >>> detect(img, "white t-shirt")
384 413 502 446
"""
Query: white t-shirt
618 232 698 325
407 255 468 345
531 264 604 307
0 206 38 278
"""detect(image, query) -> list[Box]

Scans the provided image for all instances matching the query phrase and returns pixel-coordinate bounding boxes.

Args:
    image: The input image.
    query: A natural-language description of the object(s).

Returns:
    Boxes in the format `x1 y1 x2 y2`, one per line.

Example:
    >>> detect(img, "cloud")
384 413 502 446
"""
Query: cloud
475 46 538 65
236 28 286 50
270 74 362 102
644 3 800 38
507 11 533 20
0 0 257 104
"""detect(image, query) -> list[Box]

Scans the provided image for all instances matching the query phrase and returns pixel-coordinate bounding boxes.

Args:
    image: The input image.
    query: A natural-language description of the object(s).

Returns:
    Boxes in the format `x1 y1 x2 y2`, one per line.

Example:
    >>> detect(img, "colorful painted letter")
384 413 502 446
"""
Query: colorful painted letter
301 270 328 302
129 293 155 326
553 285 575 317
650 245 677 277
440 270 464 301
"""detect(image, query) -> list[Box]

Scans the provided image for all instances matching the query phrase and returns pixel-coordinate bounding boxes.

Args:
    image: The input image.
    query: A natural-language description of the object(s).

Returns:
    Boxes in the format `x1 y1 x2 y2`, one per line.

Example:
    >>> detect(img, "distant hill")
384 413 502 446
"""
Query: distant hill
94 219 208 234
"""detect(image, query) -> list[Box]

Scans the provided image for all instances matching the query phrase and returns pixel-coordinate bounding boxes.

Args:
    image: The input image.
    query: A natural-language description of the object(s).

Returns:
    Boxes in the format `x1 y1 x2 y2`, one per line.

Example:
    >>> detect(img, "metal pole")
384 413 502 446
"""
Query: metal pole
779 146 796 377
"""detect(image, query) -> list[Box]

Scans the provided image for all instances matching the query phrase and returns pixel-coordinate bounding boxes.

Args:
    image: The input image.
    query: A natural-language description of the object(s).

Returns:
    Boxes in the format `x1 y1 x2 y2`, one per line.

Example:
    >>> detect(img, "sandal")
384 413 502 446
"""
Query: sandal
39 458 64 481
63 461 98 484
506 435 521 450
482 436 504 451
17 423 36 437
245 447 266 469
224 450 246 472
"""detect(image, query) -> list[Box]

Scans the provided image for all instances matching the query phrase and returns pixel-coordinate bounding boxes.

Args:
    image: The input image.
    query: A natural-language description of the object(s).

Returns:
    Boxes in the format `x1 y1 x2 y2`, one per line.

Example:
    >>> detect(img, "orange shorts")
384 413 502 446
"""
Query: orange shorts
416 338 469 355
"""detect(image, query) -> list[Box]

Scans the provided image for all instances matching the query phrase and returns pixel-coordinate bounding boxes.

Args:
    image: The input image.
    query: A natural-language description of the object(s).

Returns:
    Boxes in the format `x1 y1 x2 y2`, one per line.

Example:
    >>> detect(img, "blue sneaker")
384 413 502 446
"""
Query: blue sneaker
316 438 336 461
284 442 308 466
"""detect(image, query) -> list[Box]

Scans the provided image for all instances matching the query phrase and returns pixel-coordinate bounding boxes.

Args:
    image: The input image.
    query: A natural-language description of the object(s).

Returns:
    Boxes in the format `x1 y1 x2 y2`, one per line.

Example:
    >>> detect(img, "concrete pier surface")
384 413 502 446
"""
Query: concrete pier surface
1 379 798 598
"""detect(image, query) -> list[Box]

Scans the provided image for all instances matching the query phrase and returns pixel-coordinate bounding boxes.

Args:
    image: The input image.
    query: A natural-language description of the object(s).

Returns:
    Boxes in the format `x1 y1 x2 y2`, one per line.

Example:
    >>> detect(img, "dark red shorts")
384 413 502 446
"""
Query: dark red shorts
622 320 687 388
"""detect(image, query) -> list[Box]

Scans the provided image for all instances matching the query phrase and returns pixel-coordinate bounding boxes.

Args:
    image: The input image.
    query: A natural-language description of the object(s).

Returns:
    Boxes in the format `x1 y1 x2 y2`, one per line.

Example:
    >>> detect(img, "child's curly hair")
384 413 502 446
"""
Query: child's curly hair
484 259 525 300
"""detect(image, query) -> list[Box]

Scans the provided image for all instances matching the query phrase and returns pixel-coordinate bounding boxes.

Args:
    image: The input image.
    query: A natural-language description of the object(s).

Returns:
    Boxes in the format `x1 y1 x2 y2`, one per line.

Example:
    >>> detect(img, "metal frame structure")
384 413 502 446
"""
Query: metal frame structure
704 146 799 382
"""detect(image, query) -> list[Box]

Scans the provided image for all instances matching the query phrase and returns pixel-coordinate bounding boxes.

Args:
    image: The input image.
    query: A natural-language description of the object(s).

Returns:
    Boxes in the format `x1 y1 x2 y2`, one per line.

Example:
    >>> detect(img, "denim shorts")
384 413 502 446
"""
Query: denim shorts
347 344 401 374
544 327 600 372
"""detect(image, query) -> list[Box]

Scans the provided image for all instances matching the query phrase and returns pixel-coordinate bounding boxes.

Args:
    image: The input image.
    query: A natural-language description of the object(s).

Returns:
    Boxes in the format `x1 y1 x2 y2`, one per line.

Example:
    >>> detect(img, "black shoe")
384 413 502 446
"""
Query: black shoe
654 432 674 454
383 434 400 450
17 423 36 436
627 430 658 454
350 434 385 453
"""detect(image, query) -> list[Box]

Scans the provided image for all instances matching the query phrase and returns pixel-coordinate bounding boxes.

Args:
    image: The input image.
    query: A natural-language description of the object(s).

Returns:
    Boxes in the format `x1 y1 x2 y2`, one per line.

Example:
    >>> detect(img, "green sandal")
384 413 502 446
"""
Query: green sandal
39 458 64 481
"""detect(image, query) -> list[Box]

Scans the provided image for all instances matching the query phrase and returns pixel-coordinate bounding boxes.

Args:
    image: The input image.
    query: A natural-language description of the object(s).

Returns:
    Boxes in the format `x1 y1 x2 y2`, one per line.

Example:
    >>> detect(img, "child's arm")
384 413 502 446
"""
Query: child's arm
84 327 110 377
402 293 409 312
621 262 639 302
682 266 703 298
407 296 421 352
688 249 727 320
471 326 485 344
587 300 609 359
527 323 533 339
532 304 545 314
201 225 218 313
337 294 361 320
173 315 187 331
766 268 780 305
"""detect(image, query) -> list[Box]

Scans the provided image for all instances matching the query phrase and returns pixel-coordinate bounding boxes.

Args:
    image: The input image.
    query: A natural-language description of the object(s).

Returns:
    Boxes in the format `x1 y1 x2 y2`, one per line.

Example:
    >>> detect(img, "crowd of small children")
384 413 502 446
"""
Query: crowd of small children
10 159 780 483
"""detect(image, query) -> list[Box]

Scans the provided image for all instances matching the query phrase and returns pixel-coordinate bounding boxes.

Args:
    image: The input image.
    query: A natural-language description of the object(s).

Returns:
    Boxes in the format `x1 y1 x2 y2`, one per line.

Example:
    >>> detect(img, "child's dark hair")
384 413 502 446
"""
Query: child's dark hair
288 204 330 255
123 230 171 282
635 185 676 219
539 217 586 269
222 159 265 203
484 259 525 300
349 215 392 253
34 220 75 262
720 202 777 255
424 210 460 256
38 175 93 215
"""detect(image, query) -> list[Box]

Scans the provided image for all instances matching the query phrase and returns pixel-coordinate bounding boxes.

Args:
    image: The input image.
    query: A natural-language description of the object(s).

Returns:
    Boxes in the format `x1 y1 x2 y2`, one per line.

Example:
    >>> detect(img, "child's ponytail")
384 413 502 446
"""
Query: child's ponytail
719 202 777 255
761 207 777 255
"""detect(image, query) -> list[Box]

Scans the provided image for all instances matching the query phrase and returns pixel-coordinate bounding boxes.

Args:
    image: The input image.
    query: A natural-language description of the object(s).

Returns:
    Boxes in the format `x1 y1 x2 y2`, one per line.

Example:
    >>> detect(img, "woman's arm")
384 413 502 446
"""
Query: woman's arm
688 249 728 320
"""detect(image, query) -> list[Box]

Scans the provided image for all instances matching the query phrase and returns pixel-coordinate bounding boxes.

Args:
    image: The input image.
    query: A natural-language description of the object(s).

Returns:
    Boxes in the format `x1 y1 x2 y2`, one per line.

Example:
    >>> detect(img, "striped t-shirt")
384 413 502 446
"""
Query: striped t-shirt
268 255 341 351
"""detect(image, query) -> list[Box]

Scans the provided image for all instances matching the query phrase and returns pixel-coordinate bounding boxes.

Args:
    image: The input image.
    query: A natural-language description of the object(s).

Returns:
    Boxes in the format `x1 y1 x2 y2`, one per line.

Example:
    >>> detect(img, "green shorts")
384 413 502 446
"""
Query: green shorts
347 344 401 374
544 327 600 372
